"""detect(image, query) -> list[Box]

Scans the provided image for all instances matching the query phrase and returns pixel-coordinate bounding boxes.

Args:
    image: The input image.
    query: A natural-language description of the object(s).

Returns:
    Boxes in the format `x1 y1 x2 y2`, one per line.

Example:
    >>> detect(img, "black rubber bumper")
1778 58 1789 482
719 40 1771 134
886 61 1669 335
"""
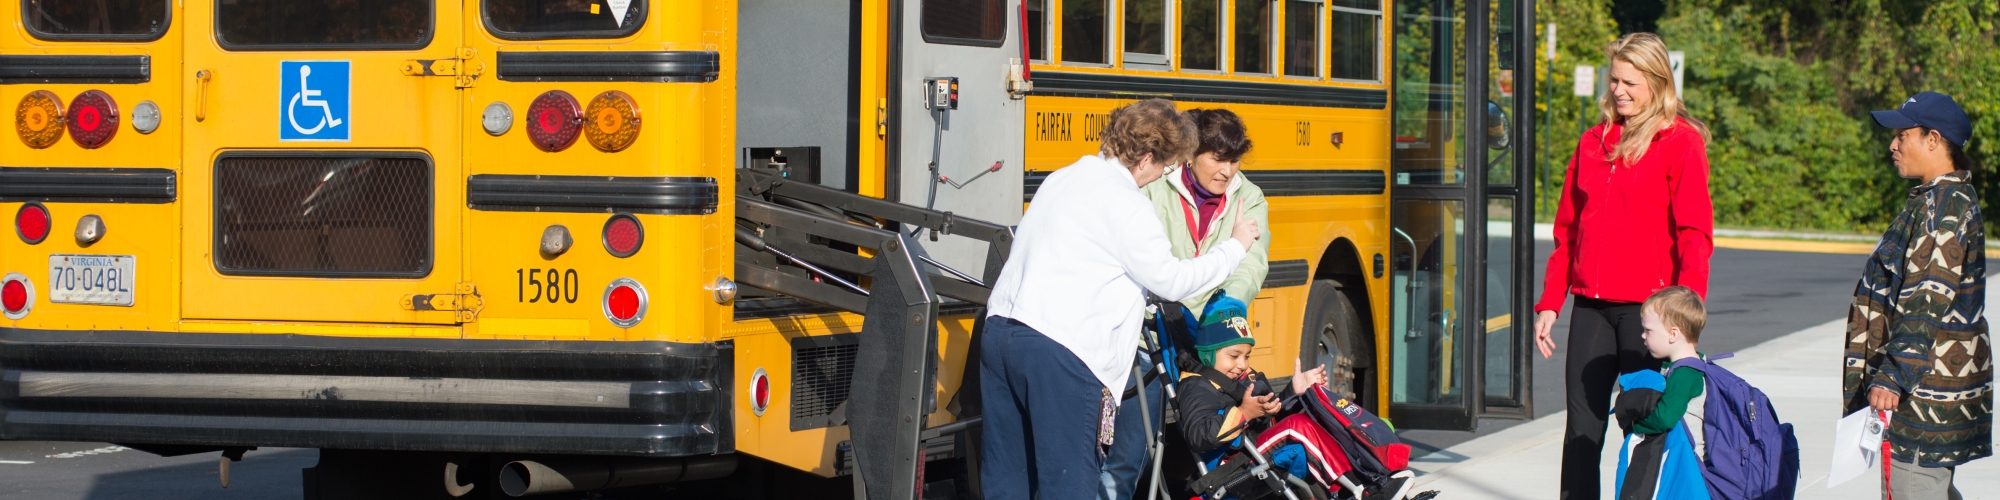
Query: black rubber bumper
0 328 732 457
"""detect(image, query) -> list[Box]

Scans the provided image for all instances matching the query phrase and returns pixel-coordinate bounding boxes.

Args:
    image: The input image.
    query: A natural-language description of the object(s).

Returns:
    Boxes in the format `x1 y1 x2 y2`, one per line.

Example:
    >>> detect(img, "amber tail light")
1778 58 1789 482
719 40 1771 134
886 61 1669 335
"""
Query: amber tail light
16 90 65 149
584 90 641 153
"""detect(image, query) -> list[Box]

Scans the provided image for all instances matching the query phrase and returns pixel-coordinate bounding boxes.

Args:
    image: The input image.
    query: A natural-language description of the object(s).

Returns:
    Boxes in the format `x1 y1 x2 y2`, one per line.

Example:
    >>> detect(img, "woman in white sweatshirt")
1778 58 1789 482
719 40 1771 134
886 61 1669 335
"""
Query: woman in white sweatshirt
980 98 1261 499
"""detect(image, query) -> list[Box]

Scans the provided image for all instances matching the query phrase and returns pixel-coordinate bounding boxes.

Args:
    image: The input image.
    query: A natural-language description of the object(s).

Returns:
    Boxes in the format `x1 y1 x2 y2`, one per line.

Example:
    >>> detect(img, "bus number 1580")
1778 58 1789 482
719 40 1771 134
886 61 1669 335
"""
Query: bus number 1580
517 269 579 303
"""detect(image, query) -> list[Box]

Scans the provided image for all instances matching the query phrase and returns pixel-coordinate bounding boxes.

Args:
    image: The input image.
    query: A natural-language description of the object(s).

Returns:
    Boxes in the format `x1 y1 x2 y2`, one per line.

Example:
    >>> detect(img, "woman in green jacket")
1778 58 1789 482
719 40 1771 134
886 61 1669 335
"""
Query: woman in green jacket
1144 108 1271 314
1100 107 1272 500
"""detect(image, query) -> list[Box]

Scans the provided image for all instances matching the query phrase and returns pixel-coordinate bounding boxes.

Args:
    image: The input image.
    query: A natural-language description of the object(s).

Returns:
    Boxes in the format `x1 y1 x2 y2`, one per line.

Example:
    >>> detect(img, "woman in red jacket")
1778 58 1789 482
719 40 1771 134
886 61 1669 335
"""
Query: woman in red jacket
1533 32 1713 500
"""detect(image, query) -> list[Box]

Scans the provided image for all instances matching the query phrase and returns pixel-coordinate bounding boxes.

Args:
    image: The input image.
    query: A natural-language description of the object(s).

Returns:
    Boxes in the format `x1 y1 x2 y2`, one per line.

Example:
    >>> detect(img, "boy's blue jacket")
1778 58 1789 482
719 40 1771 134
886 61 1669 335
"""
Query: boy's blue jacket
1614 370 1711 500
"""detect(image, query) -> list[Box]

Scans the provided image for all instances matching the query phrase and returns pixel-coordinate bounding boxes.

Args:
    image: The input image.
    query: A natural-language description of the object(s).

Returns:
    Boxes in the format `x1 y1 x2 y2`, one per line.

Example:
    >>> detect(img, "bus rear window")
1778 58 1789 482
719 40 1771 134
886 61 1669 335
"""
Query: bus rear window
24 0 170 40
485 0 646 39
215 0 431 49
922 0 1006 46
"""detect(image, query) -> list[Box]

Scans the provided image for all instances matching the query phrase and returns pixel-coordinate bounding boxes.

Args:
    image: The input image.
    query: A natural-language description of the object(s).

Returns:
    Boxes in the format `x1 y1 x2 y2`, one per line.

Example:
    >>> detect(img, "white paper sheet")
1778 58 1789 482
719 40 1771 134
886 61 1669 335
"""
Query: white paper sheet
1829 409 1887 488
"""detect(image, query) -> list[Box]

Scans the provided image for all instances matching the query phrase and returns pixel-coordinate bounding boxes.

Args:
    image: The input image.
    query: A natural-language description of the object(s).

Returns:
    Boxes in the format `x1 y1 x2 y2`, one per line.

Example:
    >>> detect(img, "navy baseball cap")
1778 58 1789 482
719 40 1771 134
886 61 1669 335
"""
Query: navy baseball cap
1872 91 1971 147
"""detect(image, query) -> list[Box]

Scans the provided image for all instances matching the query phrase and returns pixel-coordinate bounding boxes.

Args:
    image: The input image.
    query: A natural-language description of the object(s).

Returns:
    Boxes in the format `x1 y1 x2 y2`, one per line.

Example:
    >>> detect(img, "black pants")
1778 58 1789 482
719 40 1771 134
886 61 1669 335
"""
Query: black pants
1560 297 1662 500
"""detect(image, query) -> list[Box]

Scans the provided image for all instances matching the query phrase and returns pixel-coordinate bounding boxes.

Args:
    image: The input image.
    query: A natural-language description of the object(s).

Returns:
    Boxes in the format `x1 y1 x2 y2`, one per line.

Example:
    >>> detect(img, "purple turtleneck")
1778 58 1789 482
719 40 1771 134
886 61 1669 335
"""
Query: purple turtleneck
1183 167 1227 238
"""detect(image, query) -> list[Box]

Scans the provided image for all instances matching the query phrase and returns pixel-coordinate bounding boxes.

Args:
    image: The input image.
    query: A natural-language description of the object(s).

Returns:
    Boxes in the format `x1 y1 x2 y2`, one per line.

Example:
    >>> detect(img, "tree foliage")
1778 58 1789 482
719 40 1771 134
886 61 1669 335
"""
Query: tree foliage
1535 0 2000 234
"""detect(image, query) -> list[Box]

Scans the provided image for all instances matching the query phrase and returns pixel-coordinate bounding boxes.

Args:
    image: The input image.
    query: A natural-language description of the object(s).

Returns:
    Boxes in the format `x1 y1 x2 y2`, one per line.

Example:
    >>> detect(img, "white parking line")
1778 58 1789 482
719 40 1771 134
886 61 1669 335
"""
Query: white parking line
0 460 34 465
46 446 129 459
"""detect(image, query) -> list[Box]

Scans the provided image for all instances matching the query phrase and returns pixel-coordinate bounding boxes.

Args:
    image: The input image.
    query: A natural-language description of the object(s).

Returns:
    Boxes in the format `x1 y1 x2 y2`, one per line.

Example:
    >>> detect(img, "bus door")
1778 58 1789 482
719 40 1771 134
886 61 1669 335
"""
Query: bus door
180 0 468 325
893 0 1028 277
1385 0 1533 430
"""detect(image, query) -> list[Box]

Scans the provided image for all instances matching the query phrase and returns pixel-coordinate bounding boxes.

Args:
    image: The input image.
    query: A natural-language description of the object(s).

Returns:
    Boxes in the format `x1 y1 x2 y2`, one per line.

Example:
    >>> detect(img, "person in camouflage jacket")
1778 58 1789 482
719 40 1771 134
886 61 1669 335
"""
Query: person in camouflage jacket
1845 93 1991 497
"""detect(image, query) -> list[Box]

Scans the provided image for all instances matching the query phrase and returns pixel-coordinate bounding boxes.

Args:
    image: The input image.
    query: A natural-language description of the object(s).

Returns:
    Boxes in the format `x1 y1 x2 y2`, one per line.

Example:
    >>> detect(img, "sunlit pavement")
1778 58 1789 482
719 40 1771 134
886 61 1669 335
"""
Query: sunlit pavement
0 442 312 499
1408 303 2000 499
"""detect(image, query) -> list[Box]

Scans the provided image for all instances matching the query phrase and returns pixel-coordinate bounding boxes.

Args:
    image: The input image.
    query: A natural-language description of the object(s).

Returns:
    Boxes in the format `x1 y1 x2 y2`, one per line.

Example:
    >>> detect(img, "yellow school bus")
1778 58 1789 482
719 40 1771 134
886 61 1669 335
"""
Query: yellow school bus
0 0 1534 497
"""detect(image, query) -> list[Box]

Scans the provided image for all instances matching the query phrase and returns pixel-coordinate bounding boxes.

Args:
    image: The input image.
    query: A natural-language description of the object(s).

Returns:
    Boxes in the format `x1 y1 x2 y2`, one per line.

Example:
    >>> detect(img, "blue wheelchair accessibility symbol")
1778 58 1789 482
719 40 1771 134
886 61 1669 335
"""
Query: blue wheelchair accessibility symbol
279 61 350 141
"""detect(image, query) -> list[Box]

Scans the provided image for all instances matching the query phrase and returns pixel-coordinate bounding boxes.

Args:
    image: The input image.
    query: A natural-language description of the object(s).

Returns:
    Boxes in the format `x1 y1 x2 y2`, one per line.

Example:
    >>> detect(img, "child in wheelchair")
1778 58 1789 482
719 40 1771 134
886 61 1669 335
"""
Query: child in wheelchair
1158 292 1429 500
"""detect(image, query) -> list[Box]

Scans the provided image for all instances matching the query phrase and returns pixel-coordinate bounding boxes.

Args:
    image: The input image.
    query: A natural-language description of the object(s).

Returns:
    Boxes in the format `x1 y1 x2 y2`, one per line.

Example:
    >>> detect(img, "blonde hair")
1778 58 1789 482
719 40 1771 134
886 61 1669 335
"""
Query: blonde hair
1598 33 1710 165
1642 286 1706 343
1100 99 1199 167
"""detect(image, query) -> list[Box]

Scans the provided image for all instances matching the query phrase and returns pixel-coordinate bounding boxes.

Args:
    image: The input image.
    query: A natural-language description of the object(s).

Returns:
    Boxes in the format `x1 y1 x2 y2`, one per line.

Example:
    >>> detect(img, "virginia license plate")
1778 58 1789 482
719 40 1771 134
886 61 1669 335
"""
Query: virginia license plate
47 254 136 306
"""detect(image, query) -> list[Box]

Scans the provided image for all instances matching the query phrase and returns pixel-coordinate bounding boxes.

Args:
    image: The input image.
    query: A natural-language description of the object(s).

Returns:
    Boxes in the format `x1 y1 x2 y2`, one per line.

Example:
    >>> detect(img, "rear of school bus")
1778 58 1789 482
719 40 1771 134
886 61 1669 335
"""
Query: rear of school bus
0 0 749 495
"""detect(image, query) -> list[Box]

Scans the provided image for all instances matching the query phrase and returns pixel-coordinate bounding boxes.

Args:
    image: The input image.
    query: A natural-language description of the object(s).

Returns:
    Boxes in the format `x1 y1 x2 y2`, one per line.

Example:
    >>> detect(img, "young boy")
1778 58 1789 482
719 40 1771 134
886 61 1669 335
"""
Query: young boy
1612 286 1710 499
1625 286 1707 452
1173 293 1326 461
1172 293 1332 486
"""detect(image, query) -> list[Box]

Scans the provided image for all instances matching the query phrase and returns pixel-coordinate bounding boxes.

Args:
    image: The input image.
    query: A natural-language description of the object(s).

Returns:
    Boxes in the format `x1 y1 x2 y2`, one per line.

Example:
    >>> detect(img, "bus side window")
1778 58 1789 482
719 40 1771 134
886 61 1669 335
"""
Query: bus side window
1233 0 1272 74
921 0 1007 46
1063 0 1110 64
1179 0 1222 71
1027 0 1050 61
1328 0 1382 81
1283 0 1322 77
1123 0 1168 66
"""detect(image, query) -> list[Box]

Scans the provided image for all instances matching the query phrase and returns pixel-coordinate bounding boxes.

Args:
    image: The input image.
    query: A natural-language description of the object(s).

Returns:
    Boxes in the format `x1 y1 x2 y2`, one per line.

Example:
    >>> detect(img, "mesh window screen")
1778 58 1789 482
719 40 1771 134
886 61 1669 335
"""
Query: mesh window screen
214 155 432 277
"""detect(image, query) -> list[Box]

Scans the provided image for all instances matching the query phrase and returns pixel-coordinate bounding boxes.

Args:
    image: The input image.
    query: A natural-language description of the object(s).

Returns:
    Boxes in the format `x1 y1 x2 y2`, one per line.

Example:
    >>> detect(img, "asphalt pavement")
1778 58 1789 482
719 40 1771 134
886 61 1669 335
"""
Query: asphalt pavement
1396 241 1874 456
0 442 314 499
0 243 1880 499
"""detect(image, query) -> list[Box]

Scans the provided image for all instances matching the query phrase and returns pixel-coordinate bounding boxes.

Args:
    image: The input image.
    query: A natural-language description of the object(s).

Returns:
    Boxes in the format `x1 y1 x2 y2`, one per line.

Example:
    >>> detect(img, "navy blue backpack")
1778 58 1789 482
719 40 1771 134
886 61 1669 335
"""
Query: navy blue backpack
1668 355 1800 500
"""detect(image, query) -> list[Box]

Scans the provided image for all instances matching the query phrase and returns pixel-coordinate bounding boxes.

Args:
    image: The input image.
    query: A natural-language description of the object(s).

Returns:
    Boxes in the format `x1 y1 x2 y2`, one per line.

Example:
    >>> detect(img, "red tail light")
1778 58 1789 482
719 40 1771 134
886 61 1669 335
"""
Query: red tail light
601 214 644 258
602 278 647 328
2 274 33 319
66 90 119 149
750 368 771 416
16 202 51 244
526 90 582 152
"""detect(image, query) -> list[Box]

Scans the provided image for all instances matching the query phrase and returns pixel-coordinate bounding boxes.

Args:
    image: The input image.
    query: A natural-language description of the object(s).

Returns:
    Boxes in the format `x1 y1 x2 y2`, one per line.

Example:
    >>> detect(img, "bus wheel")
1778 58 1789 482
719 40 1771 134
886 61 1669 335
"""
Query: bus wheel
1300 280 1369 405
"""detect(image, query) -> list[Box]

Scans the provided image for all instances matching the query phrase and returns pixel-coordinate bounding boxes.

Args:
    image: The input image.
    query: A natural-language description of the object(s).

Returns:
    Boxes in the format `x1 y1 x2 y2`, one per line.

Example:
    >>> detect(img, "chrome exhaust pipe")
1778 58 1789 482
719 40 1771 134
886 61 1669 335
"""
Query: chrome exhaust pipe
497 455 737 497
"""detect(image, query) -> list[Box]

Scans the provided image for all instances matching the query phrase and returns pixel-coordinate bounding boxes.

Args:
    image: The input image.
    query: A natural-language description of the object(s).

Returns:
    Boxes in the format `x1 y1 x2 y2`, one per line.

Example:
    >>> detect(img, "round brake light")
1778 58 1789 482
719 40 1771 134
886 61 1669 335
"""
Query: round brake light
2 274 34 320
525 90 582 152
16 90 65 149
16 202 51 245
67 90 119 149
602 214 644 258
750 368 771 416
584 90 641 153
602 278 648 328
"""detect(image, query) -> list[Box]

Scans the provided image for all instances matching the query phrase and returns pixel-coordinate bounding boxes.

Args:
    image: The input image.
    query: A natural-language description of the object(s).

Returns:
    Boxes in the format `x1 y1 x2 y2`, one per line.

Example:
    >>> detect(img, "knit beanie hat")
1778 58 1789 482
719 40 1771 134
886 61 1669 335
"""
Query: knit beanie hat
1192 292 1254 367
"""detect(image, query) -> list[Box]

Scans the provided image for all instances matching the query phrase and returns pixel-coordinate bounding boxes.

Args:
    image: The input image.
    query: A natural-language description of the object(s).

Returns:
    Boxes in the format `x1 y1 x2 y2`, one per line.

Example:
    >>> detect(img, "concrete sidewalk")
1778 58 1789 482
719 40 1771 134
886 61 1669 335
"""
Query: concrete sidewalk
1407 314 2000 498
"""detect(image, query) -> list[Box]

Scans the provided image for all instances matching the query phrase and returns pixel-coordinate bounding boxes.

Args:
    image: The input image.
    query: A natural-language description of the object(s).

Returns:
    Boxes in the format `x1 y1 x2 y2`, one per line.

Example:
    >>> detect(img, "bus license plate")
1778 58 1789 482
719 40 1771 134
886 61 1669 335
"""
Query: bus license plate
47 254 136 306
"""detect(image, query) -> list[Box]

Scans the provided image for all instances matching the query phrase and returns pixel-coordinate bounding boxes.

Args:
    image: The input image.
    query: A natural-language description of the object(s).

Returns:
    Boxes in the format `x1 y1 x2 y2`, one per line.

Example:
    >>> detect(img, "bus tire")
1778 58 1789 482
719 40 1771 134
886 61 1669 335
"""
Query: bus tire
1300 280 1370 406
